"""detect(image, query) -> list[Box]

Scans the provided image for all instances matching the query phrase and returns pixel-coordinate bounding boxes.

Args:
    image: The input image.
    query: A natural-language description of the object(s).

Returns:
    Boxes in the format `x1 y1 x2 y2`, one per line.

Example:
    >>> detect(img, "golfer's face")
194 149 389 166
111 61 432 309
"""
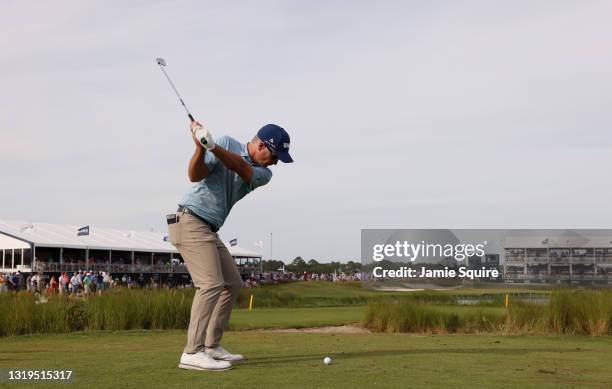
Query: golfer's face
259 143 278 166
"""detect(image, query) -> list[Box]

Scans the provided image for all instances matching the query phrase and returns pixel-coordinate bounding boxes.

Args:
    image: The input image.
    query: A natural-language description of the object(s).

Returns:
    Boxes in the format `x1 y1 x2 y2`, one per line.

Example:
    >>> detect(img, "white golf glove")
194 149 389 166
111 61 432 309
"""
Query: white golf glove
192 124 216 150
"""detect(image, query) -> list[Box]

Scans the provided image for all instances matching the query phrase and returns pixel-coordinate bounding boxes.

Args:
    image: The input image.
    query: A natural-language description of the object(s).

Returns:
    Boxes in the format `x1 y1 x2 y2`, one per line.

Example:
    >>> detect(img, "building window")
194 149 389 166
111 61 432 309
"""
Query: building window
14 249 22 267
23 249 32 266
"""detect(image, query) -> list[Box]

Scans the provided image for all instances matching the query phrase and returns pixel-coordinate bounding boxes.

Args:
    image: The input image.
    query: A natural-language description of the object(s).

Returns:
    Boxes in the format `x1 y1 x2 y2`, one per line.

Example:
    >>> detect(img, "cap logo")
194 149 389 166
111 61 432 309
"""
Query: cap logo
283 143 289 149
269 138 275 144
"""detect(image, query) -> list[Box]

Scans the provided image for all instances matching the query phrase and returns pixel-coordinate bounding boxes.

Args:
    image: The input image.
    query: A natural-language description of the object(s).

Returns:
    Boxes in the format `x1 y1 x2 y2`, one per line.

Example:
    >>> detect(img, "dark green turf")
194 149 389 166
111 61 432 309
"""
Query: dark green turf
1 330 610 388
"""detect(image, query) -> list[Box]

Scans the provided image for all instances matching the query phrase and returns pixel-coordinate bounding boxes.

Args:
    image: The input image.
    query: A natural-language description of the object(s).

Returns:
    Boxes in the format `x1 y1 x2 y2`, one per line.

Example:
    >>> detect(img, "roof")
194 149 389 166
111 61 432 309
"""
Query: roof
504 235 612 248
0 233 30 250
229 245 261 257
0 220 261 257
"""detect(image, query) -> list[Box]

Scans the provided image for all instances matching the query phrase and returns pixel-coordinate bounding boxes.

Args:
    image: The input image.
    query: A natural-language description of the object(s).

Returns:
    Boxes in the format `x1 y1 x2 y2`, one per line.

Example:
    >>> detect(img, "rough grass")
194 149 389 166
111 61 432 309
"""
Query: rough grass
363 301 504 334
0 289 193 336
364 289 612 335
507 289 612 335
1 283 607 336
0 287 363 336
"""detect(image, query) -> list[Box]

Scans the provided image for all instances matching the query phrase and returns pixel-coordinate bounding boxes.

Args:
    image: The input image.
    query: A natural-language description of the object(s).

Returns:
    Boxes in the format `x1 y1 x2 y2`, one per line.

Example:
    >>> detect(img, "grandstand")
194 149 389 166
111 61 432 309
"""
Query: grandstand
503 236 612 284
0 220 262 281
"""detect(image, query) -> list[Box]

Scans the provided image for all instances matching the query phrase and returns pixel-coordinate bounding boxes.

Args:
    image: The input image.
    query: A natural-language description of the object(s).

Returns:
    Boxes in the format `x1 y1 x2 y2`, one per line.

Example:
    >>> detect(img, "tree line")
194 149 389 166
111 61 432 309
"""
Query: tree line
262 257 361 274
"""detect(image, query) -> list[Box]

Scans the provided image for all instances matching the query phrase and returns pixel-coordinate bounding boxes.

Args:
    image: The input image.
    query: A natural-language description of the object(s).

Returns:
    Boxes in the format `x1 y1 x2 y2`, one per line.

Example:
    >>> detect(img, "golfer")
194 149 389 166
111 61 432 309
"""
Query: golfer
167 121 293 371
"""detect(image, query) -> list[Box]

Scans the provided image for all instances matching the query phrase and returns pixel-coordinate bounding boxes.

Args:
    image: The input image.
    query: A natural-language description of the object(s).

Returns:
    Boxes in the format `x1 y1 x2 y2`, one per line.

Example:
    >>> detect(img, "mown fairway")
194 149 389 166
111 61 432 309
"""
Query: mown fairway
237 281 551 308
1 330 611 389
229 306 364 330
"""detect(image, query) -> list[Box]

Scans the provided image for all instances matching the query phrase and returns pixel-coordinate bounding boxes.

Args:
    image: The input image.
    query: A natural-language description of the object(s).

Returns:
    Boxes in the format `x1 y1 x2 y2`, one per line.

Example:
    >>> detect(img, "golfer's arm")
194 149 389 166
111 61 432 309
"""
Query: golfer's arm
188 148 209 182
211 146 253 183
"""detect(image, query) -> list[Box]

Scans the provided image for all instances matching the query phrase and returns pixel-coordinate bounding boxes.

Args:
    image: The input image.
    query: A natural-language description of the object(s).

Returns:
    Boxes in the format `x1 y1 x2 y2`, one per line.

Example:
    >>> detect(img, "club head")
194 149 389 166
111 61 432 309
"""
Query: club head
156 57 166 67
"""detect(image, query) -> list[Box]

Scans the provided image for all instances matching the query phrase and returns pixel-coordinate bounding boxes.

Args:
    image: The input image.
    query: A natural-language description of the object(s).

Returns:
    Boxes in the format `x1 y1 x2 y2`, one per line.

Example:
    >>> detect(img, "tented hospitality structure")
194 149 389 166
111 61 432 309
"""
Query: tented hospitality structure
0 220 261 279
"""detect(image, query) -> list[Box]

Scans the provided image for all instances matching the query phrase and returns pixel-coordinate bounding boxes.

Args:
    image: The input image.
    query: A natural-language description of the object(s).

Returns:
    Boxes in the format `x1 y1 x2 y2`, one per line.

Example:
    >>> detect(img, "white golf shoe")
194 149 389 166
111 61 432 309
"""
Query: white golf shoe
178 352 232 371
205 346 245 361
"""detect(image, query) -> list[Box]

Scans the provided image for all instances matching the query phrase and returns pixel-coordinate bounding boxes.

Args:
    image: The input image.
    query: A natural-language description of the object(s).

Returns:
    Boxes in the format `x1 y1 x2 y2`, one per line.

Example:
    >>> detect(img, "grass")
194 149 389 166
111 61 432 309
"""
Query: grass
236 281 402 308
2 283 611 387
508 289 612 335
364 301 505 334
0 288 362 336
364 290 612 335
1 330 611 388
237 281 550 308
0 284 605 336
0 289 193 336
228 306 363 330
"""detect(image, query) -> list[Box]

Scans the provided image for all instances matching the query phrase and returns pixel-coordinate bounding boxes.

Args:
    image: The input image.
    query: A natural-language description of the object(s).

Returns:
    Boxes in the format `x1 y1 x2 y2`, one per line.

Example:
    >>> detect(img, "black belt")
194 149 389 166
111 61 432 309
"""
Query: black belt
177 206 219 232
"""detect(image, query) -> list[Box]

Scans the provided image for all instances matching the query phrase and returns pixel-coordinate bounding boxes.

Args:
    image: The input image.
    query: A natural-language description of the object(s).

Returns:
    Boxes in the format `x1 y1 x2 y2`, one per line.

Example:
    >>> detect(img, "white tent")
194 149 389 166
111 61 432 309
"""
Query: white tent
226 244 261 258
0 220 175 253
0 219 261 273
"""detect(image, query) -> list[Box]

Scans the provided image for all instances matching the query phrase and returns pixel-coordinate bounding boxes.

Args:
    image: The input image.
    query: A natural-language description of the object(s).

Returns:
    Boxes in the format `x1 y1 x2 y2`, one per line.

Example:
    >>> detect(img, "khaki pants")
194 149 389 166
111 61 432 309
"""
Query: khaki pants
168 211 242 353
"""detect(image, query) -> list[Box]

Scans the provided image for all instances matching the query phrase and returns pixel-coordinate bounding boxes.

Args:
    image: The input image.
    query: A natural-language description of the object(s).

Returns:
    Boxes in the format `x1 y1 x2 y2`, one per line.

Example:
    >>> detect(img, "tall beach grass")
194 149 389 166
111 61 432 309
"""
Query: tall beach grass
0 288 192 337
1 286 609 336
364 289 612 335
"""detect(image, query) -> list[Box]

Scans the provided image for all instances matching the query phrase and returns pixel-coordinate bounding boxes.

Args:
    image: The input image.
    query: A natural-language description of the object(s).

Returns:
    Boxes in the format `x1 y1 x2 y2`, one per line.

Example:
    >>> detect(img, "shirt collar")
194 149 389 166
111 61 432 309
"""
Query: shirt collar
242 142 260 166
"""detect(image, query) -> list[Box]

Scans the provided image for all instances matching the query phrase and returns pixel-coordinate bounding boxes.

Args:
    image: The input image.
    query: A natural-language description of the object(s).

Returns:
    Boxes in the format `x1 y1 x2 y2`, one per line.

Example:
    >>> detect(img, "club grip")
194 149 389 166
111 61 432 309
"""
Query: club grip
188 113 195 122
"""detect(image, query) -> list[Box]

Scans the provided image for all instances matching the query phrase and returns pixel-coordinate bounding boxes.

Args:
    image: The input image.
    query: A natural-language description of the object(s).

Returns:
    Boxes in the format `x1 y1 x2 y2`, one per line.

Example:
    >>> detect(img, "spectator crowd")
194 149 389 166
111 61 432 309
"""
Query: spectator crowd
0 269 362 294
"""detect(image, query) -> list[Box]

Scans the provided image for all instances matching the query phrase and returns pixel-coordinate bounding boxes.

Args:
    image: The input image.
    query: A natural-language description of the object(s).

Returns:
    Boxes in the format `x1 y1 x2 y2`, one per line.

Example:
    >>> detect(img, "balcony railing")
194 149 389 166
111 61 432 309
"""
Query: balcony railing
503 273 610 281
33 262 189 274
31 262 261 275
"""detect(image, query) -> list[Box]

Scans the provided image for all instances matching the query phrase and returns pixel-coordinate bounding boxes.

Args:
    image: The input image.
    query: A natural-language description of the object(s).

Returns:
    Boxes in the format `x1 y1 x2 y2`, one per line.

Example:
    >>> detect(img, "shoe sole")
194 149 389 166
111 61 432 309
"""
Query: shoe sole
207 353 245 362
178 363 232 371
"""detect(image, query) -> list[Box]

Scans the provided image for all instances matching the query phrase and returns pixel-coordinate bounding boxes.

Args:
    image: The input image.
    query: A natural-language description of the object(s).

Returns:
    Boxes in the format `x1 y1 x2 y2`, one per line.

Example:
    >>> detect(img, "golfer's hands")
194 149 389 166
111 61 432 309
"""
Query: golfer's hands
190 121 215 150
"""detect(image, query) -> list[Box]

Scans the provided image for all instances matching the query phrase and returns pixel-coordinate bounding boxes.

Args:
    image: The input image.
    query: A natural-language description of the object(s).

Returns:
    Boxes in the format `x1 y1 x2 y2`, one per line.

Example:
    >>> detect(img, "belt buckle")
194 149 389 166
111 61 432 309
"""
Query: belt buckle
180 206 218 232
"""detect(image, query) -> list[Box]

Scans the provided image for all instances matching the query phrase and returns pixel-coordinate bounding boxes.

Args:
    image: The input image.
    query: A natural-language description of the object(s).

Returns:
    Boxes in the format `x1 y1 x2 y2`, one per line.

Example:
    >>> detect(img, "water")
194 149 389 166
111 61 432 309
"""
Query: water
455 293 549 305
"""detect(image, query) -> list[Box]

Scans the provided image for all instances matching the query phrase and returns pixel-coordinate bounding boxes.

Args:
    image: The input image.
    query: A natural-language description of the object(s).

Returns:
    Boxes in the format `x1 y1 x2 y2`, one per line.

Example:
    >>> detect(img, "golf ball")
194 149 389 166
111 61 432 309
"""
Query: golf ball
323 357 332 365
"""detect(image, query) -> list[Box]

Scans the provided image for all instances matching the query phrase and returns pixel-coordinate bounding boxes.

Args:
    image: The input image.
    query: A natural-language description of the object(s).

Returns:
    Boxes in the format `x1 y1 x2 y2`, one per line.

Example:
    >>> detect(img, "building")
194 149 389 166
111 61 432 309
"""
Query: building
503 236 612 284
0 220 262 282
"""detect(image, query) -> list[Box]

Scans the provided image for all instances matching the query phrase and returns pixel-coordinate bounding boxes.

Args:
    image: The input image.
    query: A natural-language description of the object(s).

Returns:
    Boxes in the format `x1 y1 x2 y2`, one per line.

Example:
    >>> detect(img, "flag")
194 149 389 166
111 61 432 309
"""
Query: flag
254 240 263 248
77 226 90 236
229 238 237 246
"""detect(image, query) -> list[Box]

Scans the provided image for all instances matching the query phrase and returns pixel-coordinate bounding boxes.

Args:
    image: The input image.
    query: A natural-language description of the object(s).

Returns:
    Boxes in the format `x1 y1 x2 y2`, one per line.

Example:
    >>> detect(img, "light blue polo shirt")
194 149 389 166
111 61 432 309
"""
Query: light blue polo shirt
178 136 272 229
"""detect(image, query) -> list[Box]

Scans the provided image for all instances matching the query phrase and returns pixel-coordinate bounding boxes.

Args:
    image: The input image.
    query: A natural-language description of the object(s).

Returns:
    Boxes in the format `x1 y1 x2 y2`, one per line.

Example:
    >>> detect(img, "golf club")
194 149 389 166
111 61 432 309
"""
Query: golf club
155 57 195 123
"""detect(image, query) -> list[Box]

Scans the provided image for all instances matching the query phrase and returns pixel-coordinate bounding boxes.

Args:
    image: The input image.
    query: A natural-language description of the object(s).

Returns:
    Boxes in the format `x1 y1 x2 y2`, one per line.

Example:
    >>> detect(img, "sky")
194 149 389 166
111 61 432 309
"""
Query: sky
1 0 612 263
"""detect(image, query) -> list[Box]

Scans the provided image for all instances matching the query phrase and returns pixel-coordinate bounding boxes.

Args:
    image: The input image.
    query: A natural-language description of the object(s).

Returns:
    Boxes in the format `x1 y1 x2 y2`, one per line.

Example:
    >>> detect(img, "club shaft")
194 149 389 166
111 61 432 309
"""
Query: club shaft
158 65 194 122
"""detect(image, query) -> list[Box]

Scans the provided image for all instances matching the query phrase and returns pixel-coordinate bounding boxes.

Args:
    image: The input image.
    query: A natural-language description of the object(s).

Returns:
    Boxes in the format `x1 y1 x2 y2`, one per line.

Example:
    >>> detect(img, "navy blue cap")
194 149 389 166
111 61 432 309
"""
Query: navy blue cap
257 124 293 163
